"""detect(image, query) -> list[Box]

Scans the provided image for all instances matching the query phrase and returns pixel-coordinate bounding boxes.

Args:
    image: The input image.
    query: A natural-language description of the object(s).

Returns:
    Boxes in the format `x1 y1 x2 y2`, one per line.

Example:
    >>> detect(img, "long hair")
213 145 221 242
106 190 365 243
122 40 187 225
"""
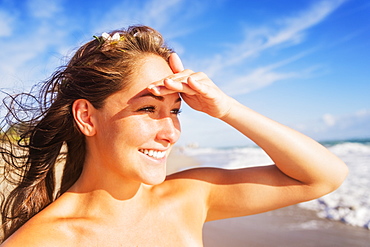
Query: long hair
0 25 173 241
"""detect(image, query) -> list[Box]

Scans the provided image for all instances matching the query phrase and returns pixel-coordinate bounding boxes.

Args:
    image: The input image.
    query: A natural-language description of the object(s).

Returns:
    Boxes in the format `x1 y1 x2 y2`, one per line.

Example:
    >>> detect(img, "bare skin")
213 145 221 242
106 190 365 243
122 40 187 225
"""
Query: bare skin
1 54 348 246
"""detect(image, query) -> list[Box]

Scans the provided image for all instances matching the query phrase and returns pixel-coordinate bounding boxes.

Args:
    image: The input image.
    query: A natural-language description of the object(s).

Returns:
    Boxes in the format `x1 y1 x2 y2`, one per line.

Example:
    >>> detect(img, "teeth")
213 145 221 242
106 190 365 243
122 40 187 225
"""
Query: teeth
140 149 166 159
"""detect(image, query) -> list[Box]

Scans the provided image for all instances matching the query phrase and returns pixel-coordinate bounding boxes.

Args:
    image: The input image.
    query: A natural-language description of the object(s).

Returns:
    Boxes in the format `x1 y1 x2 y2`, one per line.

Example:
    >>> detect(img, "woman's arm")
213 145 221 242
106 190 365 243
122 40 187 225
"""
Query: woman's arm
221 100 348 191
150 53 348 221
204 99 348 220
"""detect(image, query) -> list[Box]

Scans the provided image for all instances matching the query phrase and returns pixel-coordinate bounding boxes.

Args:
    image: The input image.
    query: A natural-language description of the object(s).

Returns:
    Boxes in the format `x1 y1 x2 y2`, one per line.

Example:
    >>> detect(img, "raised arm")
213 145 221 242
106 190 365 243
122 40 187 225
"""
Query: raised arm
149 53 348 221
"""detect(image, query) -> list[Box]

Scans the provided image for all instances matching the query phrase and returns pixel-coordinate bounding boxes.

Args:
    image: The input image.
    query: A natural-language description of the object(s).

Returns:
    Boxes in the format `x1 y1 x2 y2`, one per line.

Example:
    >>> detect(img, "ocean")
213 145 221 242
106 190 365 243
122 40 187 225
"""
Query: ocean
182 139 370 230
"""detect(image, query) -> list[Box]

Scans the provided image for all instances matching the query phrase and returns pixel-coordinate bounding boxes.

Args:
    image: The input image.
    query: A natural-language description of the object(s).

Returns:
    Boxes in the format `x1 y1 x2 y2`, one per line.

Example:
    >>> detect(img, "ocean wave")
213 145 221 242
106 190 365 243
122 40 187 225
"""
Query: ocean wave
300 142 370 229
328 142 370 155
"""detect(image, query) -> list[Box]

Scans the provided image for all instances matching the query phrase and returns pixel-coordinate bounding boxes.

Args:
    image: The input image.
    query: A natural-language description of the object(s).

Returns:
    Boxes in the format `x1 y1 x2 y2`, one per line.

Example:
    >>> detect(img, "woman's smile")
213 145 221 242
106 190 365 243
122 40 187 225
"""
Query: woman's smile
139 149 167 160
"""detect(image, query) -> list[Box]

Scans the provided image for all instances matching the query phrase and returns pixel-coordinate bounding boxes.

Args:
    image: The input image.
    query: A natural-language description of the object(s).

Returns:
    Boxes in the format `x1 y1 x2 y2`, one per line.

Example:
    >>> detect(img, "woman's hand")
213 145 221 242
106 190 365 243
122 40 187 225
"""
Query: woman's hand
147 53 233 119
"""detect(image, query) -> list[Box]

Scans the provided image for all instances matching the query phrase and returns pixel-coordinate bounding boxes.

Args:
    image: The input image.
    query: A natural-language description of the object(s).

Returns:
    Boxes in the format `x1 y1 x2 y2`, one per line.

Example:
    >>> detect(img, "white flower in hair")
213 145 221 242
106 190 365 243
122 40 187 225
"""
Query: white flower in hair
101 32 121 42
111 33 120 41
101 32 111 40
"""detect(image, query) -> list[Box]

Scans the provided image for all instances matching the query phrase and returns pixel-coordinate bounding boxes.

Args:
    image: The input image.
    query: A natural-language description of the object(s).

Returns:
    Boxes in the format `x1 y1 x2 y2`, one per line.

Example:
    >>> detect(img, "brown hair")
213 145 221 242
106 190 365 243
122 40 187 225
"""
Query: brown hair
0 25 173 241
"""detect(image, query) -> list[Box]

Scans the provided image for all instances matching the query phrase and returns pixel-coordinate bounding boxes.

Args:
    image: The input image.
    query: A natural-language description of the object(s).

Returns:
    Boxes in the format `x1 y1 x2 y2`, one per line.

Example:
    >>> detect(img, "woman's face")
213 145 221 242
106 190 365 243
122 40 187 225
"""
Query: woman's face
90 55 181 186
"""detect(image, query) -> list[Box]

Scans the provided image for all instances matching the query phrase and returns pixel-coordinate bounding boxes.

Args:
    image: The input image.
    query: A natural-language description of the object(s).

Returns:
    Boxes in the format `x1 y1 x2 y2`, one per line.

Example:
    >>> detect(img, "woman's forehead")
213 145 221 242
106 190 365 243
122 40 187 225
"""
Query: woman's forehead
135 55 173 85
123 55 173 95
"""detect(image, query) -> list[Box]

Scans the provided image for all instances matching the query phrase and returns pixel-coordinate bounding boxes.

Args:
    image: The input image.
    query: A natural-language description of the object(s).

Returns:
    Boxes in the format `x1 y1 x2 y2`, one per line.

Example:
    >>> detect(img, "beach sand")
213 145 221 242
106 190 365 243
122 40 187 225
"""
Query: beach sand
203 205 370 247
168 149 370 247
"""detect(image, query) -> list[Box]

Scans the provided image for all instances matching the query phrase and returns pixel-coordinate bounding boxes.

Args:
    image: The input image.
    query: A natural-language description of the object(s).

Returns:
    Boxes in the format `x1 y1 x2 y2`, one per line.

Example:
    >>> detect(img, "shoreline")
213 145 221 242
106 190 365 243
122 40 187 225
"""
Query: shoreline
203 204 370 247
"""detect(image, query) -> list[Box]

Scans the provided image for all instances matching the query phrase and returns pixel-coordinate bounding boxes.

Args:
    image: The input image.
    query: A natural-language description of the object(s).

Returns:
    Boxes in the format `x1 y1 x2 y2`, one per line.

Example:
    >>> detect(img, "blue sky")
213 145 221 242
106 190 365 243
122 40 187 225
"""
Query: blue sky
0 0 369 147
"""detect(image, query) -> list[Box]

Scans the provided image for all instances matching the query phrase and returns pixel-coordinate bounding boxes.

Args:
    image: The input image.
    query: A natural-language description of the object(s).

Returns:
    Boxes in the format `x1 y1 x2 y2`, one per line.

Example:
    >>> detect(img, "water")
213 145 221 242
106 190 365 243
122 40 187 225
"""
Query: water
182 139 370 229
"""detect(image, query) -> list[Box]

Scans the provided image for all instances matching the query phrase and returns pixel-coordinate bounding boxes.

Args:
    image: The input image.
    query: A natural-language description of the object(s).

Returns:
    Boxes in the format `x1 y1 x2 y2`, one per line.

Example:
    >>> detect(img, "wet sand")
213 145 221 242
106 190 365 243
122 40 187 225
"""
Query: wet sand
203 204 370 247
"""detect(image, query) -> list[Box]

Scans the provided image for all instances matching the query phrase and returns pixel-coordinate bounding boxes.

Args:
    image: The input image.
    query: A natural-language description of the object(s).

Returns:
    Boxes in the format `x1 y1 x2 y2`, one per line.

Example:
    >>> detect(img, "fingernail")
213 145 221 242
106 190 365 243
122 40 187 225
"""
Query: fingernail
172 53 184 71
147 85 160 94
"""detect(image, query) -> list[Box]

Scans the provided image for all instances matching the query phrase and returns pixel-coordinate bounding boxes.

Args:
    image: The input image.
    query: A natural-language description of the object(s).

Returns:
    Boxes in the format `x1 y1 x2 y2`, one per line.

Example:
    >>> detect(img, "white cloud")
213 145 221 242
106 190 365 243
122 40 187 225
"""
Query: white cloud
0 0 188 89
0 0 206 90
222 66 297 96
294 109 370 141
26 0 63 19
355 109 370 117
0 1 77 89
0 9 15 37
196 0 346 95
140 0 184 28
92 0 194 36
216 0 345 69
323 113 336 127
220 49 317 95
269 0 346 46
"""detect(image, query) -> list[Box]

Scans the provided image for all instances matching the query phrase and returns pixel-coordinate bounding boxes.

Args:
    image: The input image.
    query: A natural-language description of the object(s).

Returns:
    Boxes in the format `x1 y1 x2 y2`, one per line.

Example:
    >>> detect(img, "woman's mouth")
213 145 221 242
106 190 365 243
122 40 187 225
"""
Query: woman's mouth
139 149 166 159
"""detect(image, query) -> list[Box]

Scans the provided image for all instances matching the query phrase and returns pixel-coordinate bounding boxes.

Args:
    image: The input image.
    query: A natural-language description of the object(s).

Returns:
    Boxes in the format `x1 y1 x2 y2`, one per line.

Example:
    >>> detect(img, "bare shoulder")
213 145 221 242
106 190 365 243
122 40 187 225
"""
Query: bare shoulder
152 168 225 224
1 216 71 246
1 205 85 247
161 167 226 199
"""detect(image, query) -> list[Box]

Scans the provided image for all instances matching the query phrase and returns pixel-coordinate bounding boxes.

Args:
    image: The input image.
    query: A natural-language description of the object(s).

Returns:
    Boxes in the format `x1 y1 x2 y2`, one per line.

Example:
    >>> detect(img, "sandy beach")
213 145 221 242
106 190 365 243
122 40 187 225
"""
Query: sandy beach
203 205 370 247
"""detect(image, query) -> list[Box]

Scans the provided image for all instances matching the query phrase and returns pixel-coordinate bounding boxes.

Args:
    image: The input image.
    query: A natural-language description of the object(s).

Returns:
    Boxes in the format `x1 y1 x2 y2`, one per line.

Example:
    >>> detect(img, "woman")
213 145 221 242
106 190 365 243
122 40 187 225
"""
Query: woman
0 25 347 246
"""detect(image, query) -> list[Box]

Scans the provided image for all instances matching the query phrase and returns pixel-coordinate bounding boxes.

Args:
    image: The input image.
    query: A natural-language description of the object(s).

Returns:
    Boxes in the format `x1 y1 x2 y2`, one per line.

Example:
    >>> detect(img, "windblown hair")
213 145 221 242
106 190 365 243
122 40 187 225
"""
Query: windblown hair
0 25 173 241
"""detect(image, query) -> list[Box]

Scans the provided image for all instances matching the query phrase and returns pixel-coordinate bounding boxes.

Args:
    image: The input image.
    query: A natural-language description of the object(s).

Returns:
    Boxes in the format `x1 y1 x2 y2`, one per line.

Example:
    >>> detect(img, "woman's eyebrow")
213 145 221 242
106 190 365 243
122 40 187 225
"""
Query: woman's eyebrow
139 92 165 101
137 92 182 103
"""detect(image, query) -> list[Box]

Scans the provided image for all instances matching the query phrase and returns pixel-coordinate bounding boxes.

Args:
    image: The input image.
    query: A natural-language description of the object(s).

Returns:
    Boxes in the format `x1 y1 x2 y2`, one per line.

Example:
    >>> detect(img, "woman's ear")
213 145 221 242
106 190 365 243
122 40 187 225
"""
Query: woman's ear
72 99 97 136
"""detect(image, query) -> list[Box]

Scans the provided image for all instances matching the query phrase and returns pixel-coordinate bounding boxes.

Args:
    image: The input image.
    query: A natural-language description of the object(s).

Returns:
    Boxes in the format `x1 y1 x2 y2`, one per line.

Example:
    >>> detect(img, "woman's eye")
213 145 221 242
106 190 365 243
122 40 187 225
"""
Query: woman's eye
137 106 156 113
136 106 181 115
171 108 182 115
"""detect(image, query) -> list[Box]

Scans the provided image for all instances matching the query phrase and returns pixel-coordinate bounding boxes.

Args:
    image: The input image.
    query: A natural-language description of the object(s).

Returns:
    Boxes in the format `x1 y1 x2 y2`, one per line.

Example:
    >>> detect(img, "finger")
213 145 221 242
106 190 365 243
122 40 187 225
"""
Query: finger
147 74 189 90
148 70 193 89
148 85 195 96
148 79 196 96
162 76 208 96
169 53 184 73
147 84 162 95
163 78 187 92
187 76 203 93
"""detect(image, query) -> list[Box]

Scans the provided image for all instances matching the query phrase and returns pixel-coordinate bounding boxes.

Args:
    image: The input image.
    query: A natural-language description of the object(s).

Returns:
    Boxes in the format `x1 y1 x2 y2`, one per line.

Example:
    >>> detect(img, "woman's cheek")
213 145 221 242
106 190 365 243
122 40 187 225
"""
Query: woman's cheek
125 117 156 143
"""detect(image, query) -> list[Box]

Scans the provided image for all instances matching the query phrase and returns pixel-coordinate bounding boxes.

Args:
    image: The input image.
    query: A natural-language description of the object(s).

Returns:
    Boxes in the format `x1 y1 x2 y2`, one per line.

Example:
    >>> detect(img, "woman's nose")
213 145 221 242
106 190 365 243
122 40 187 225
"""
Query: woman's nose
156 117 181 144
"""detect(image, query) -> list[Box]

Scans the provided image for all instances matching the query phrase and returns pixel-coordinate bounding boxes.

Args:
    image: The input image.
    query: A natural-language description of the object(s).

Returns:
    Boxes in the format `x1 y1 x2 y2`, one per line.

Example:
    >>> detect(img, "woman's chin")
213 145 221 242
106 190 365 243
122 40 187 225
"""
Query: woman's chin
141 168 167 186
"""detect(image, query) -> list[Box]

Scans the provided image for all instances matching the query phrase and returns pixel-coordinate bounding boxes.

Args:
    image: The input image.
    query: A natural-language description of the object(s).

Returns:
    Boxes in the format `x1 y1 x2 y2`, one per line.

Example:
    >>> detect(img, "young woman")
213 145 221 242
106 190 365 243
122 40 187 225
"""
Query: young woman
0 25 347 246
